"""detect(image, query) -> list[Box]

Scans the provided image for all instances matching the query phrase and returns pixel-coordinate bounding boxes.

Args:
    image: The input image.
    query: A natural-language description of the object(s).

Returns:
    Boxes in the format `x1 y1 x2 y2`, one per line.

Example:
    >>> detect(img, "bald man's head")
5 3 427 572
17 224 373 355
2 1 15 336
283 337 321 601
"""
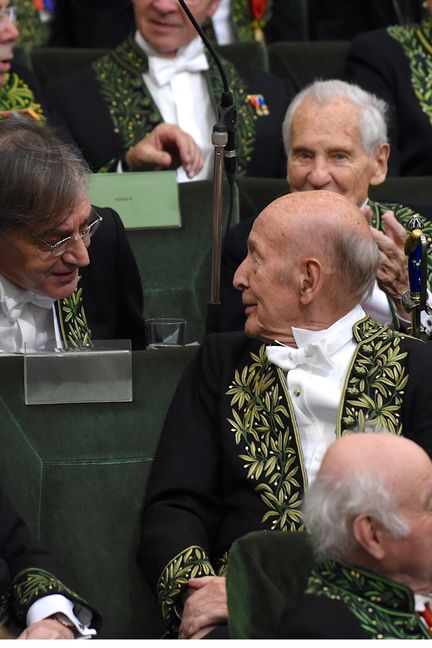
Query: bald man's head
304 432 432 593
233 190 378 342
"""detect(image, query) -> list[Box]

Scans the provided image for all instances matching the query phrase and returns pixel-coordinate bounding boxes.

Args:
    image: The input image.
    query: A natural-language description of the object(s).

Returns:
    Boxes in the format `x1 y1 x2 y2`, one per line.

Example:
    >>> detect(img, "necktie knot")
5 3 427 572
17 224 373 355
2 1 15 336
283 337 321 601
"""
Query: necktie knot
148 49 208 86
266 340 335 373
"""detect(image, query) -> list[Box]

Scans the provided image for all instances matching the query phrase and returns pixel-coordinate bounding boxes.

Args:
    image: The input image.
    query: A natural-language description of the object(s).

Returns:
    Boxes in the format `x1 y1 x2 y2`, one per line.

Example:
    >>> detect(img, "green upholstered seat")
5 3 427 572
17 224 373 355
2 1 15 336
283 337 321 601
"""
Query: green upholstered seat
227 530 315 639
30 42 268 87
369 176 432 206
237 176 288 221
217 41 268 72
268 41 350 90
30 47 109 86
237 176 432 223
0 347 197 638
125 179 238 344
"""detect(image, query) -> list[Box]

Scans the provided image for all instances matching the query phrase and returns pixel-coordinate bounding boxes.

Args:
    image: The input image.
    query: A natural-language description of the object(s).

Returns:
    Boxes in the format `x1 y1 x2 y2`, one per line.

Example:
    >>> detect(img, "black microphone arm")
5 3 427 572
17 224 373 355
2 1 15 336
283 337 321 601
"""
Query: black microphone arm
176 0 237 182
176 0 237 334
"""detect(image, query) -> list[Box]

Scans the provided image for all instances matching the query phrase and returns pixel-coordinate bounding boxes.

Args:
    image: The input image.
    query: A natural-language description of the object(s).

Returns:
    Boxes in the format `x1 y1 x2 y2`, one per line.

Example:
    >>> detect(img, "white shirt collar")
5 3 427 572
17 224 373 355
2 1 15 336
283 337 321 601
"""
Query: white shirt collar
290 304 366 354
134 30 207 64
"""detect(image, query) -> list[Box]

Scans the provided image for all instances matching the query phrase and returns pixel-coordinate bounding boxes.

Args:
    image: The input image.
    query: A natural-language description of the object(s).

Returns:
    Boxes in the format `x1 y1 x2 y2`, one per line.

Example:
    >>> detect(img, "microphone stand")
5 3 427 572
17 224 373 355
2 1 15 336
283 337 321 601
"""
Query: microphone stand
176 0 237 335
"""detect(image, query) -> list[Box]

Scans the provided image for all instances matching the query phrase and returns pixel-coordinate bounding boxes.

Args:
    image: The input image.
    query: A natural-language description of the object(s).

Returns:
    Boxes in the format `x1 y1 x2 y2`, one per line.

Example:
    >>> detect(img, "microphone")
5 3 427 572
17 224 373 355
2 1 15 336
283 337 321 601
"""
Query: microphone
176 0 237 185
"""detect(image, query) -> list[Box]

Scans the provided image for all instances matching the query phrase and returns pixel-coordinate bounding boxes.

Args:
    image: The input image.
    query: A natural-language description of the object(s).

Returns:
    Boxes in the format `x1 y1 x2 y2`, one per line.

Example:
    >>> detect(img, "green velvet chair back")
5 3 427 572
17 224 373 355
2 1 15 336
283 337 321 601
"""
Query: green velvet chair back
0 347 197 638
236 176 432 223
268 41 350 90
30 47 109 87
369 176 432 207
227 530 315 639
125 180 238 344
217 41 268 72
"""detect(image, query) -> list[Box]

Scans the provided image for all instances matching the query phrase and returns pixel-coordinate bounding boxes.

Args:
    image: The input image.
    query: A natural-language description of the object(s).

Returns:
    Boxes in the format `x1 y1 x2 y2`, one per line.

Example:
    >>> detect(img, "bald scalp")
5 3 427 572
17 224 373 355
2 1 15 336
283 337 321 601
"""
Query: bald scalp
255 190 378 303
321 433 430 493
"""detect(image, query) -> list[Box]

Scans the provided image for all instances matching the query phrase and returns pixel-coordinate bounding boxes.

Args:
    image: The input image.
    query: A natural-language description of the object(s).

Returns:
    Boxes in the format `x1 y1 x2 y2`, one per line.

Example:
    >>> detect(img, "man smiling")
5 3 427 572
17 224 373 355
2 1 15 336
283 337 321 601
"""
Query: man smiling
0 117 146 352
220 79 432 332
46 0 292 179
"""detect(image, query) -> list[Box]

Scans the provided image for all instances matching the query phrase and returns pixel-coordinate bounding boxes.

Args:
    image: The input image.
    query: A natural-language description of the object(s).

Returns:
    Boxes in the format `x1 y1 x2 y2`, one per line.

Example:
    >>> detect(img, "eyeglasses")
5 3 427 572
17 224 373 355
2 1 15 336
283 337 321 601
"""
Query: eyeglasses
0 6 17 25
30 211 103 257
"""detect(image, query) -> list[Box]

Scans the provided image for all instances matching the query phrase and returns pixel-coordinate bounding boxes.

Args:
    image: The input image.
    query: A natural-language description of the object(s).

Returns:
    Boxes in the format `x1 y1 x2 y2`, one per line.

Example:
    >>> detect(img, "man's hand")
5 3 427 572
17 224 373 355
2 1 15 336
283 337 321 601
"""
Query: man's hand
179 576 227 639
369 210 410 312
124 123 203 177
18 618 75 639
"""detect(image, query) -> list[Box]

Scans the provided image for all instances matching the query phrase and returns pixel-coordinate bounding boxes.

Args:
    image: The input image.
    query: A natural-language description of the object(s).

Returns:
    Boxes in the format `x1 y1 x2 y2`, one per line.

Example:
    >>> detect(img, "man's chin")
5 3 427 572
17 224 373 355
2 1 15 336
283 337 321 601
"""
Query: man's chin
46 275 79 300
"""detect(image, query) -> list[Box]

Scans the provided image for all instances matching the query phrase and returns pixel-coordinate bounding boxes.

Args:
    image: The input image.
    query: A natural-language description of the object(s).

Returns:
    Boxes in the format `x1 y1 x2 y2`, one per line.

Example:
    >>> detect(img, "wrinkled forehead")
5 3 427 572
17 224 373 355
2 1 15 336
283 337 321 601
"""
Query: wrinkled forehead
292 96 363 139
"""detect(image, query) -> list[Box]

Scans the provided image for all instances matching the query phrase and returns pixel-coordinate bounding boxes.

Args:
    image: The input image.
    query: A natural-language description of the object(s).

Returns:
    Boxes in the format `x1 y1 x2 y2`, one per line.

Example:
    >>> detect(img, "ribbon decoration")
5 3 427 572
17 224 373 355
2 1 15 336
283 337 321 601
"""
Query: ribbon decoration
250 0 267 42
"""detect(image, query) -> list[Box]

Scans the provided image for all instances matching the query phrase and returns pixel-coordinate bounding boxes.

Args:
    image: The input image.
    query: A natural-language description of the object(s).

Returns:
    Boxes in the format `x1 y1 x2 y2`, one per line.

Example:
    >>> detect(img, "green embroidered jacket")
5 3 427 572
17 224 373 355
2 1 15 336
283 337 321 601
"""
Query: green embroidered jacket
140 316 432 625
303 560 430 639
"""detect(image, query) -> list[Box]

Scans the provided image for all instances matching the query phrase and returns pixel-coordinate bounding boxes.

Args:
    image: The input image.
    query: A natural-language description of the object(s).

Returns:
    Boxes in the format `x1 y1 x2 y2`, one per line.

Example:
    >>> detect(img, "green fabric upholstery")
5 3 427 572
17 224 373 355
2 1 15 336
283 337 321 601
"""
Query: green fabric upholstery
217 42 268 72
227 530 315 639
0 347 197 638
369 176 432 206
237 176 287 221
30 47 109 86
237 176 432 223
268 41 350 90
125 180 238 344
30 43 268 87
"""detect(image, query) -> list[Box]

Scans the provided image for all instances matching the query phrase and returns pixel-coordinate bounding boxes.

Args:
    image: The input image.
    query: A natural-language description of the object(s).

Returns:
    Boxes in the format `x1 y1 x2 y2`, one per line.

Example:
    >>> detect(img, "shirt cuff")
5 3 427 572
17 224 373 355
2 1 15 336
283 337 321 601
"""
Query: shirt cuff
26 594 97 639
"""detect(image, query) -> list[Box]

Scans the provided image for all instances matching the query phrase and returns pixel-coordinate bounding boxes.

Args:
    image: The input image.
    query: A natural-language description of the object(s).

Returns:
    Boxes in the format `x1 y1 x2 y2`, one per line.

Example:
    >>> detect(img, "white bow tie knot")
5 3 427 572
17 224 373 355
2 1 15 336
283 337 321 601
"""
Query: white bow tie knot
148 50 209 86
266 341 335 373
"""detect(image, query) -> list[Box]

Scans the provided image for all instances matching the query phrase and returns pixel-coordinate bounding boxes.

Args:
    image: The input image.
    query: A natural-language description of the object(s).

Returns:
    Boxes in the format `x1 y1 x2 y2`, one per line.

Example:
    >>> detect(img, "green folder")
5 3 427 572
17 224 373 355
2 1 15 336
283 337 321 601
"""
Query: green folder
88 170 182 229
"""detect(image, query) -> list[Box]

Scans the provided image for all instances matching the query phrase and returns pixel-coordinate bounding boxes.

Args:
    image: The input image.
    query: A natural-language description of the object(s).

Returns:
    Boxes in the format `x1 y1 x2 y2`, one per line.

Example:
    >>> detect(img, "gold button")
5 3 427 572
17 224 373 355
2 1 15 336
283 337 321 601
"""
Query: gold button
293 388 301 397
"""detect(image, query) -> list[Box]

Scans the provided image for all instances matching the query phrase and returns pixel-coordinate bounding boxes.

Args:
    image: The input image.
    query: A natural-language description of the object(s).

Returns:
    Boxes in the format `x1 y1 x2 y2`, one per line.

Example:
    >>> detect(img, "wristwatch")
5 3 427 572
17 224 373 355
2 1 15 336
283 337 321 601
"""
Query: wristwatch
49 613 77 636
395 290 416 313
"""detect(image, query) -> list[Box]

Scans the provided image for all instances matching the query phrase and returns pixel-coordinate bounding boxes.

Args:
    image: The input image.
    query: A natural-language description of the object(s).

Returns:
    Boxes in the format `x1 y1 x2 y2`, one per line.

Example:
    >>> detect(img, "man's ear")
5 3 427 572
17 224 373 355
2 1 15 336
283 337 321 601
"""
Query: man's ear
298 258 321 304
352 514 386 560
369 143 390 187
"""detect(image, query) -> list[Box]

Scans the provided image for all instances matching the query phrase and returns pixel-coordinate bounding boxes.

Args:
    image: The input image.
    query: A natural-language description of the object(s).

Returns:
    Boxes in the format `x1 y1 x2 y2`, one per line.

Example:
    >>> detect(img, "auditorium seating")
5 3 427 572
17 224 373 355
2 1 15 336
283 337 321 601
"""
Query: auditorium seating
227 530 315 638
0 347 197 638
124 179 238 344
236 176 432 222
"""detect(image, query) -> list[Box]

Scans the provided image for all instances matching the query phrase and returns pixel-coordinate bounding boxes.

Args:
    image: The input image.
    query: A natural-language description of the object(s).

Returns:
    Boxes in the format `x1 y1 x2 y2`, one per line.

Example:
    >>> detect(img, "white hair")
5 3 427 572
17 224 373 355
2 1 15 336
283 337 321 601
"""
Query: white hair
304 435 410 562
283 79 389 156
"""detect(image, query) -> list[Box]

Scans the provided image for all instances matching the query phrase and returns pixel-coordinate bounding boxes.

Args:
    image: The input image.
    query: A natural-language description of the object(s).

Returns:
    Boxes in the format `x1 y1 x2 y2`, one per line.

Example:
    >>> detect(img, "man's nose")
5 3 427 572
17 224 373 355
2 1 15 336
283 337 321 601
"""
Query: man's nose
233 258 248 292
307 158 332 188
0 18 19 42
61 238 91 267
153 0 180 12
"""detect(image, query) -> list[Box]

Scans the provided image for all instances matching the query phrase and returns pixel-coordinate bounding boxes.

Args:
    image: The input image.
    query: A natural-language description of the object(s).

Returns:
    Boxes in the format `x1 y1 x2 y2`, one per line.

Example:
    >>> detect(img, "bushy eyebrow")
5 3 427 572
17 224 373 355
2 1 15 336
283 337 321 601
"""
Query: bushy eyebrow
34 210 93 241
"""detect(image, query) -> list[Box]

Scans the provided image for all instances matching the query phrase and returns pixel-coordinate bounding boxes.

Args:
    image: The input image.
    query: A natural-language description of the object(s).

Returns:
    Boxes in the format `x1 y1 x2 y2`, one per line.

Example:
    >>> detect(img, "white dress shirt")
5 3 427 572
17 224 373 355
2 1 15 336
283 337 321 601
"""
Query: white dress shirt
0 274 61 353
135 31 216 183
212 0 234 44
266 305 365 486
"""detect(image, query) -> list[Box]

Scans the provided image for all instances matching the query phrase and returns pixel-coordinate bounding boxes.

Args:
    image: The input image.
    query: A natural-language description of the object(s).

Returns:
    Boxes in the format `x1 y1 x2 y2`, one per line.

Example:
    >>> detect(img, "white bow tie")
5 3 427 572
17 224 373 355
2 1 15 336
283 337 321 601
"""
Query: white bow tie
266 340 335 373
148 50 209 86
1 292 54 324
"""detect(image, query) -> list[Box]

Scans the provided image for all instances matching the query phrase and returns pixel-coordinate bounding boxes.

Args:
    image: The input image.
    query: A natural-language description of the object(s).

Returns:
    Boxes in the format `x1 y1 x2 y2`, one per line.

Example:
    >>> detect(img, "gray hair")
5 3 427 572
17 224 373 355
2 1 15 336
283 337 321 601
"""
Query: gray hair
283 79 388 156
0 117 89 235
309 222 379 303
304 467 409 563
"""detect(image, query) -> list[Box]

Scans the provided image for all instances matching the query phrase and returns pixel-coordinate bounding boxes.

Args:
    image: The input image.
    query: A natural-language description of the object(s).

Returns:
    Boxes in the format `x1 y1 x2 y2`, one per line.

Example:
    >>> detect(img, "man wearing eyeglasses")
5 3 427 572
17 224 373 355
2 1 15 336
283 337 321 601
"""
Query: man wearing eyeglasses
0 117 146 352
46 0 293 180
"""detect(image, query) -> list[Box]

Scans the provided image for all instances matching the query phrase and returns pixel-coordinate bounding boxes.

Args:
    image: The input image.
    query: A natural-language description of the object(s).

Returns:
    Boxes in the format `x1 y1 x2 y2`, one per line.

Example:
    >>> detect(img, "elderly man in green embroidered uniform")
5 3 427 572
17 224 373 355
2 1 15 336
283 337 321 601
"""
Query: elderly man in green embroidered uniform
46 0 293 179
220 79 432 334
277 432 432 639
139 189 432 639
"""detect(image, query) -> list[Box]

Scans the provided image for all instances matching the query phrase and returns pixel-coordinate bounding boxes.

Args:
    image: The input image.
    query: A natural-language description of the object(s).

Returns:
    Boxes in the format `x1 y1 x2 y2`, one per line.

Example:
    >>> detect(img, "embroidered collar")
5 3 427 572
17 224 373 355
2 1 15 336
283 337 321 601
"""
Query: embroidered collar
310 559 416 613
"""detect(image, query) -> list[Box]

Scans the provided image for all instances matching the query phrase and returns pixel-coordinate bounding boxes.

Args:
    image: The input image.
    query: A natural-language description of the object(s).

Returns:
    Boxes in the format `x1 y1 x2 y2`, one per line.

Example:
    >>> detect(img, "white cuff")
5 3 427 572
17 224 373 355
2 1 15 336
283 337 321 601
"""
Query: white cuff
26 594 96 639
